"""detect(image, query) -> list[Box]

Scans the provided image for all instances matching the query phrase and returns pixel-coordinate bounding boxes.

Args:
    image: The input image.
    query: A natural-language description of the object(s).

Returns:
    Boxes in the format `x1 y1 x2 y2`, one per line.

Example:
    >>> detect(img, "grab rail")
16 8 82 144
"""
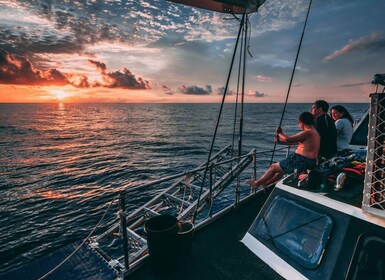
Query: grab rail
120 146 289 196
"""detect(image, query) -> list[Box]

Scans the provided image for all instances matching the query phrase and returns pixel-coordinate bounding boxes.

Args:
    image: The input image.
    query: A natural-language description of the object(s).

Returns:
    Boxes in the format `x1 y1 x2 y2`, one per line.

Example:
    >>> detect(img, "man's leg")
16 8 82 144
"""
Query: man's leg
246 163 283 188
261 172 284 188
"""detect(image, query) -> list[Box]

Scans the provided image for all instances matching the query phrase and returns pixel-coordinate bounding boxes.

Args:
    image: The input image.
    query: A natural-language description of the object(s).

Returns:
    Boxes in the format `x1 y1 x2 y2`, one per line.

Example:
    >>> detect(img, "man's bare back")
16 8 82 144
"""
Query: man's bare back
276 123 320 160
294 128 320 159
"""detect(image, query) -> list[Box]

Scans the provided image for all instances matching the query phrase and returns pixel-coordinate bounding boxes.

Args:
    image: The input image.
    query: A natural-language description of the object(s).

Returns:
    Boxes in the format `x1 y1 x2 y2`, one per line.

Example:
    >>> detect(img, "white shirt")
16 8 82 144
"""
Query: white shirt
335 118 353 151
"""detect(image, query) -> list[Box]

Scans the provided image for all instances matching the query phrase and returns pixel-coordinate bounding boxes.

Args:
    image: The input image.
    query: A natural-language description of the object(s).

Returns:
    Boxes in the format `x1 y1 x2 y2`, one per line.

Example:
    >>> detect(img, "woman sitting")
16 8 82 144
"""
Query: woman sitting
246 112 320 189
330 105 354 153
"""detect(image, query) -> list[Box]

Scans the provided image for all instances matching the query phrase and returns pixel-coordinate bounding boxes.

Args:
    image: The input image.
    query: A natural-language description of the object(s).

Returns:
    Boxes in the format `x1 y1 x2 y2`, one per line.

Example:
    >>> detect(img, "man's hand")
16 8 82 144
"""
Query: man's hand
276 127 282 134
274 136 281 144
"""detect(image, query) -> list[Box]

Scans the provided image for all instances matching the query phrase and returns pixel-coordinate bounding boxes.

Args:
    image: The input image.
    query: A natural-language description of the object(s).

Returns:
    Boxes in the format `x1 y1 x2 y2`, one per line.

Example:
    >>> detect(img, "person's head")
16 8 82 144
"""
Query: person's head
298 111 314 129
311 100 329 118
331 105 354 125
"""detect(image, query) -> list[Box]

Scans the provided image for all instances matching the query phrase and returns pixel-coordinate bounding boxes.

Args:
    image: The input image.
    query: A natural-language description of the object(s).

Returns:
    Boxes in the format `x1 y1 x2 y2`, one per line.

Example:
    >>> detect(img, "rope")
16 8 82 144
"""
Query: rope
269 0 314 165
230 20 244 169
193 13 246 223
38 194 119 280
236 14 249 204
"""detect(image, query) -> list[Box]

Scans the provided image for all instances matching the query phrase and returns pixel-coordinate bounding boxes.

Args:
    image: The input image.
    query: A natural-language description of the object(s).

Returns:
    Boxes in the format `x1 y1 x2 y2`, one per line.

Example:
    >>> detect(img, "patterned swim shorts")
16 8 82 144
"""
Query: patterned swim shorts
279 153 317 174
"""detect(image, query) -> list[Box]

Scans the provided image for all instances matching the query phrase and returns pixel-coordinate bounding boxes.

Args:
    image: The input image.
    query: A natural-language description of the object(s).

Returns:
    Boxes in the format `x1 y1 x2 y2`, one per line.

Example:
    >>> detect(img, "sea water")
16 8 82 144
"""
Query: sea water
0 103 367 272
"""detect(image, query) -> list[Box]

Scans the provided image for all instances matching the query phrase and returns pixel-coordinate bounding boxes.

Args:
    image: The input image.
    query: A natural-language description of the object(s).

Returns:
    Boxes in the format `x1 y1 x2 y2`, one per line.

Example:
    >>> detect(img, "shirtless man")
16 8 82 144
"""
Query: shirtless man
246 111 320 189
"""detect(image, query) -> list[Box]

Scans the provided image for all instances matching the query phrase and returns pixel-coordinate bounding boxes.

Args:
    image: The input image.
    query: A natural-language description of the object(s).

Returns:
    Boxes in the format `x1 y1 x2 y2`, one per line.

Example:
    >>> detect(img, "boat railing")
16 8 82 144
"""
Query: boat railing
119 145 290 196
92 144 291 277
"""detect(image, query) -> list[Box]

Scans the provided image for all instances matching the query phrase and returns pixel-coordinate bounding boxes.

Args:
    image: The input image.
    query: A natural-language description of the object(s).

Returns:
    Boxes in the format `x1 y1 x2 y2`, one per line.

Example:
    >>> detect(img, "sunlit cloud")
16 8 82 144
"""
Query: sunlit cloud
89 59 150 89
0 0 384 103
0 49 150 89
0 49 69 86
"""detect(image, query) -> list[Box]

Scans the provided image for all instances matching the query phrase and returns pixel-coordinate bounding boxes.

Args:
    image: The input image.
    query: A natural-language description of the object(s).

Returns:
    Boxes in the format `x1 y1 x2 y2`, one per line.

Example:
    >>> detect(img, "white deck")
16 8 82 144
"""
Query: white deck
275 180 385 229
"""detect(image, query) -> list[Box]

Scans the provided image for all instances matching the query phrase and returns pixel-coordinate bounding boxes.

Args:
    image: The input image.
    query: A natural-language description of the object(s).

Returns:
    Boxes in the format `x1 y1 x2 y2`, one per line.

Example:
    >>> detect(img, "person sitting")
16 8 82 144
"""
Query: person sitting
311 100 337 159
330 105 354 153
246 112 320 189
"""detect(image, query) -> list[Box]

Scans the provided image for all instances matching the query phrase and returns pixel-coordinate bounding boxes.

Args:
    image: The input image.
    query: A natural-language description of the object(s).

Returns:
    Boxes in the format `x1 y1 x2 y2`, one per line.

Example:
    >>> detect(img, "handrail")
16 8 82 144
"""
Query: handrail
119 146 290 196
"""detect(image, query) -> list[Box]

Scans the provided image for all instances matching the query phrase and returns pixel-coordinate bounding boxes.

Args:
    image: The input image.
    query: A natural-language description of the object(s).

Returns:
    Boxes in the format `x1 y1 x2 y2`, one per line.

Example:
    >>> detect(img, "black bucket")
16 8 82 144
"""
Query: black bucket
178 221 194 255
144 215 179 273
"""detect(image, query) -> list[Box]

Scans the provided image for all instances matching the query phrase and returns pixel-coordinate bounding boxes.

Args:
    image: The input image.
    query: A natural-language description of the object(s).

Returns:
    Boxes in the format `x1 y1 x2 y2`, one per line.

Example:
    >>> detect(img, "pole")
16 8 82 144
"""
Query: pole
119 194 130 270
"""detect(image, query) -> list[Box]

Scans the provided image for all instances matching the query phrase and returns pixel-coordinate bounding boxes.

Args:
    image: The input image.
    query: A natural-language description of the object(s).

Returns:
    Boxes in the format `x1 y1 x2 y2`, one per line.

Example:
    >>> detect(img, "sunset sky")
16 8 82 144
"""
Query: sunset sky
0 0 384 103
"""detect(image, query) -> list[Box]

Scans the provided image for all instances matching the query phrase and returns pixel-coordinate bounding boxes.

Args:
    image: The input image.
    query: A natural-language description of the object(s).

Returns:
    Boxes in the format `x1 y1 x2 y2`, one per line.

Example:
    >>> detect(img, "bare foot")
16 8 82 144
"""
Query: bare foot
246 179 258 189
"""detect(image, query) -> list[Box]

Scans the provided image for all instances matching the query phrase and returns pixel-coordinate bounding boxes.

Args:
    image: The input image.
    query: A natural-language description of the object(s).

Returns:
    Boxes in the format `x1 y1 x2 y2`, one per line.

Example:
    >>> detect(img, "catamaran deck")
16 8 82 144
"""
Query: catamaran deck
128 190 283 280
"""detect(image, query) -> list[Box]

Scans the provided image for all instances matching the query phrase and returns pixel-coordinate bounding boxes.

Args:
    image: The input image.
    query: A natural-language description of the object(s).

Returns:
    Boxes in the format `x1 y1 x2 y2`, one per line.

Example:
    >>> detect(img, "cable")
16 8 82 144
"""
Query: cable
193 13 246 223
269 0 314 165
230 20 244 170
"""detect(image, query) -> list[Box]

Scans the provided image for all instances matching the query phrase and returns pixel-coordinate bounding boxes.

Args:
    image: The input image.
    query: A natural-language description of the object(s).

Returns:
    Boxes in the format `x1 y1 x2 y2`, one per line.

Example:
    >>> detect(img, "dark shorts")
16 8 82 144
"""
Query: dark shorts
279 153 317 174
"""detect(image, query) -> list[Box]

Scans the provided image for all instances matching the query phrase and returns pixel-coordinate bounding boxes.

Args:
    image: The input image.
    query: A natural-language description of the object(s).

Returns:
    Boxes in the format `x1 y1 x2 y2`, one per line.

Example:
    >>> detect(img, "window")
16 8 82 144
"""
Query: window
249 195 333 269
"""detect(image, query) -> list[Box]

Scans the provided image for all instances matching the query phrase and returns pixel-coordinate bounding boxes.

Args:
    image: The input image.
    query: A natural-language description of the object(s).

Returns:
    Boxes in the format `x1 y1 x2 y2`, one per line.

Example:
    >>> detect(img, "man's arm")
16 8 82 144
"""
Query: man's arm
277 131 308 144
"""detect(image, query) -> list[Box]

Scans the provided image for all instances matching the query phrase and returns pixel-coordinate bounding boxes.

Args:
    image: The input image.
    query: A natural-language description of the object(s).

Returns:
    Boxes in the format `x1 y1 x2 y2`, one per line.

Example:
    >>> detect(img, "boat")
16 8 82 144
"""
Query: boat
2 0 384 279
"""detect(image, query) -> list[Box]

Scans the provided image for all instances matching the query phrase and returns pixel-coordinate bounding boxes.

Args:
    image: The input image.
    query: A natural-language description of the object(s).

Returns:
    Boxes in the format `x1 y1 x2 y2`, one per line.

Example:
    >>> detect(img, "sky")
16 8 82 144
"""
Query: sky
0 0 384 103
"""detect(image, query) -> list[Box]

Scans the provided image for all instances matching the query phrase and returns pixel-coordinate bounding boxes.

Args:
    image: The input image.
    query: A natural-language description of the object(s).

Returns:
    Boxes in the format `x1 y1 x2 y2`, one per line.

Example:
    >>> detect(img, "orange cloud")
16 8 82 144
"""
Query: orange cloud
89 59 150 89
0 49 68 86
0 49 151 90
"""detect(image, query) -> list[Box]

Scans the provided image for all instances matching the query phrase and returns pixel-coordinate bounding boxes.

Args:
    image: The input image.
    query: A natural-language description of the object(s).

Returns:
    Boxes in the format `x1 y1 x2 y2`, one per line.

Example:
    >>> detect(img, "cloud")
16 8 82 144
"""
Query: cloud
66 73 91 88
160 84 174 95
179 85 212 95
0 49 150 89
215 86 235 95
248 90 268 98
0 0 228 59
0 48 69 86
338 82 369 88
88 60 107 73
89 59 150 89
324 33 385 61
255 75 272 83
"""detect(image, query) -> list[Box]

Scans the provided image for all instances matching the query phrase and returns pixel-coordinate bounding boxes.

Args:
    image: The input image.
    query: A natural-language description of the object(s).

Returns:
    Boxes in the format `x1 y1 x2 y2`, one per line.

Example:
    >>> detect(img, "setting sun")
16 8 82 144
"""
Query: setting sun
52 90 68 101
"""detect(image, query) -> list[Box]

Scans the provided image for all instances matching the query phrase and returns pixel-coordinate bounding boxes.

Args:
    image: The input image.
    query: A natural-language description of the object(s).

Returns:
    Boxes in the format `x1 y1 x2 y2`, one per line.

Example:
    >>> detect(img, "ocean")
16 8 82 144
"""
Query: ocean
0 103 368 273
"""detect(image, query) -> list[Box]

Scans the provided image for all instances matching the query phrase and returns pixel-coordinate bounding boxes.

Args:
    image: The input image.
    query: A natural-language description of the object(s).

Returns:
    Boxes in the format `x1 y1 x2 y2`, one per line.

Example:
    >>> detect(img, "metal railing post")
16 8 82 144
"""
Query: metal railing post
119 194 130 271
253 149 257 181
209 163 214 217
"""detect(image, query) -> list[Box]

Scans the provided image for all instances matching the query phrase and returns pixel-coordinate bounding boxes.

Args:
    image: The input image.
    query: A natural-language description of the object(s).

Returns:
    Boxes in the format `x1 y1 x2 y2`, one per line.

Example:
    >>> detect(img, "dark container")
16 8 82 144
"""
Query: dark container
144 215 179 273
178 221 194 254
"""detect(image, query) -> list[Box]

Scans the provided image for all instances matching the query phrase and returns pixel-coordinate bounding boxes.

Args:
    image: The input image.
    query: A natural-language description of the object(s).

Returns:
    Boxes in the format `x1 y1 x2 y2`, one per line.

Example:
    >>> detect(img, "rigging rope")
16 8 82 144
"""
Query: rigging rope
230 17 244 169
236 14 249 204
269 0 314 165
193 13 246 223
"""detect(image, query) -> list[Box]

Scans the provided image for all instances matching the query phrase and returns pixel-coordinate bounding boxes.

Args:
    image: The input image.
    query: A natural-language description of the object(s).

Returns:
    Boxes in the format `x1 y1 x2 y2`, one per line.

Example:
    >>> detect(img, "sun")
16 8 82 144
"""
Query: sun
52 90 68 101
